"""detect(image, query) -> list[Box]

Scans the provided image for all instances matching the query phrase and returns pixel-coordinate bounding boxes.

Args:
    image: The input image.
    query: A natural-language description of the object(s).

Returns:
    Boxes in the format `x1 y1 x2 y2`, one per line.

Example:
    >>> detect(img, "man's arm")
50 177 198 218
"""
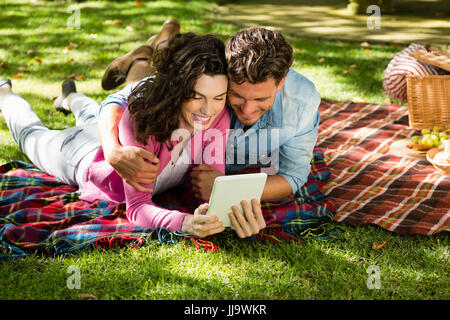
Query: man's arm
97 102 160 193
189 114 319 201
260 175 292 200
276 106 320 196
97 104 123 161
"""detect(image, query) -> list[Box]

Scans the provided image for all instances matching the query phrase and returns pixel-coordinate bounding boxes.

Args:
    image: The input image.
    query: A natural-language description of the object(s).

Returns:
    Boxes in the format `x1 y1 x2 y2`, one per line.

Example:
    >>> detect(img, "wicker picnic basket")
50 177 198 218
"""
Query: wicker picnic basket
406 47 450 130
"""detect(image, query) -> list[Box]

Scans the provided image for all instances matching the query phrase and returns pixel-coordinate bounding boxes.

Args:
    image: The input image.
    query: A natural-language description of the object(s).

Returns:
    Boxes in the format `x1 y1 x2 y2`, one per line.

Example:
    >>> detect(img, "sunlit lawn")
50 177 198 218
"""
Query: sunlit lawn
0 0 448 300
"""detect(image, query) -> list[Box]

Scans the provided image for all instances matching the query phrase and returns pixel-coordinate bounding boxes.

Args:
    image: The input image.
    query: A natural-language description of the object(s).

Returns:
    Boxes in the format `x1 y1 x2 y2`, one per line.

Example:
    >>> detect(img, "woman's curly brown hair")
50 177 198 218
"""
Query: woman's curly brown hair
127 32 228 146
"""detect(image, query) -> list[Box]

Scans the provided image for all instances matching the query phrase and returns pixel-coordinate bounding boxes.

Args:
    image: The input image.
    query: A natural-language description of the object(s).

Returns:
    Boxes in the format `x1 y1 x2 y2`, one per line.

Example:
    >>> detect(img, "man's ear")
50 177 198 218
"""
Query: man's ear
276 76 287 92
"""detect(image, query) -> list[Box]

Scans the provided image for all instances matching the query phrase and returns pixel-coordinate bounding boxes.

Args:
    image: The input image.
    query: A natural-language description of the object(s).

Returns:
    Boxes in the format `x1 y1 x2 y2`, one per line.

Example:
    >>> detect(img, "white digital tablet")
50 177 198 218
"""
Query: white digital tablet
206 172 267 227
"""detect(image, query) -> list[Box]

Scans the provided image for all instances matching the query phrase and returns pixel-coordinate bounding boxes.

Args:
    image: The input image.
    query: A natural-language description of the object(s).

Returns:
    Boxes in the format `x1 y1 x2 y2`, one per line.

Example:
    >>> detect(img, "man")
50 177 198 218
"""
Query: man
190 27 321 202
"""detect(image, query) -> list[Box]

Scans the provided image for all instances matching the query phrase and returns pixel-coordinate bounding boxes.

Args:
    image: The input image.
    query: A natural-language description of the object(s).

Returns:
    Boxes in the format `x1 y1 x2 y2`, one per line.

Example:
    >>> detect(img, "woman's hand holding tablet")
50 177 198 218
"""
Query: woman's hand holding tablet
181 203 225 238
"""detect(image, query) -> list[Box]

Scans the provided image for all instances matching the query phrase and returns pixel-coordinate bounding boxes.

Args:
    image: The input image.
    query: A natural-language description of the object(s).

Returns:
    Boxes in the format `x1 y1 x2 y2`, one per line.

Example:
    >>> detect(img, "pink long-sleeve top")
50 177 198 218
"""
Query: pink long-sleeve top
80 106 230 232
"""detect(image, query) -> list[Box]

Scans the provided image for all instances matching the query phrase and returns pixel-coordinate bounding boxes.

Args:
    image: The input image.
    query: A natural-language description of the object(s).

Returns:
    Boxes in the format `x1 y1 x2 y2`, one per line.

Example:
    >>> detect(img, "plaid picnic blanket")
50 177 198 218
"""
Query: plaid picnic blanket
318 99 450 235
3 99 447 257
0 149 335 257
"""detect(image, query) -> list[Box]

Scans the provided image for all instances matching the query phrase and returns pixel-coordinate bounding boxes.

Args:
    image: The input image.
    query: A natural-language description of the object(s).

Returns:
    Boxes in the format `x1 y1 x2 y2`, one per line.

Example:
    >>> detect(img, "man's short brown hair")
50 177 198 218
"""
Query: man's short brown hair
225 27 293 85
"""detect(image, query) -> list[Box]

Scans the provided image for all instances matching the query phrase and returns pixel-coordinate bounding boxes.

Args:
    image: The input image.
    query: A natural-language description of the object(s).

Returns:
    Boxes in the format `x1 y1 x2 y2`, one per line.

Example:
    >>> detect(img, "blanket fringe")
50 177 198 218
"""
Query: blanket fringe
94 236 146 249
255 227 304 243
92 229 220 253
91 224 342 253
182 236 218 252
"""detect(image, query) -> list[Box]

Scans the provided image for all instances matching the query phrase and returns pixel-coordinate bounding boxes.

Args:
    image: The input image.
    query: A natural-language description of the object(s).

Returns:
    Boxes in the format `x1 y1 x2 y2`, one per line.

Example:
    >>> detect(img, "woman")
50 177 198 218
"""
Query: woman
0 33 264 238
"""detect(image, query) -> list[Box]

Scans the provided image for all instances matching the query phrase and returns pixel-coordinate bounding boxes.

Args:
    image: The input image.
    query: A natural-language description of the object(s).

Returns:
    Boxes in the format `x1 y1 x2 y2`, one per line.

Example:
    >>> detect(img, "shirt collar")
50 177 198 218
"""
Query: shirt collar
264 92 283 128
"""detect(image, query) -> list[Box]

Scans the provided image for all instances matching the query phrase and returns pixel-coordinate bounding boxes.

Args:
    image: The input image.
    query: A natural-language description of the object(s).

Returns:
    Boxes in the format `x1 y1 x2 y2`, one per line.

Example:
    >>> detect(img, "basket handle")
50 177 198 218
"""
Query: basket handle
409 48 450 73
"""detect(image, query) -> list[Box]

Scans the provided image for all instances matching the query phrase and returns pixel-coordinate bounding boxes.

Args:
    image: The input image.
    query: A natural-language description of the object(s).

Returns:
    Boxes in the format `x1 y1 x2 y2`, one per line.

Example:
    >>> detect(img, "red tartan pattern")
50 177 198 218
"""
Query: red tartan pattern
317 100 449 235
2 99 449 257
0 148 334 256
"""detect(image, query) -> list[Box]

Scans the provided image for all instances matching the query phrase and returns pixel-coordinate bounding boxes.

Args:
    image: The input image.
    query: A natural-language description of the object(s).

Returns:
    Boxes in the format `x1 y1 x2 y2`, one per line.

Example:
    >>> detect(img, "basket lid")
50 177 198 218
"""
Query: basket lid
409 47 450 72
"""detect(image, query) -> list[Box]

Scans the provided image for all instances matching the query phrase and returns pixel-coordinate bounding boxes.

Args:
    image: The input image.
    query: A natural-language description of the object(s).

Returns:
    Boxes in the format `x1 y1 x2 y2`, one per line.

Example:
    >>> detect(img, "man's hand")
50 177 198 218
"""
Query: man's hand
181 203 225 238
190 164 223 202
229 198 266 238
105 145 160 193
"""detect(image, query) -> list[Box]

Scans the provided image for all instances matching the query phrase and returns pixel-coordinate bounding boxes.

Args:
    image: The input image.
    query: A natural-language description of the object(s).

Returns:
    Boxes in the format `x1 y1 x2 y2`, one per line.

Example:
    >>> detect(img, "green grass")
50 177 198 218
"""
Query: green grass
0 225 448 299
0 0 449 300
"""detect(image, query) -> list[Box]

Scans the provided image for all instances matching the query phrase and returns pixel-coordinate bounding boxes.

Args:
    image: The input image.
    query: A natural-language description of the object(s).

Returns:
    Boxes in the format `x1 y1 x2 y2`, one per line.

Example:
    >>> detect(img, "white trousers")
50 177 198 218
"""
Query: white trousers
0 92 100 189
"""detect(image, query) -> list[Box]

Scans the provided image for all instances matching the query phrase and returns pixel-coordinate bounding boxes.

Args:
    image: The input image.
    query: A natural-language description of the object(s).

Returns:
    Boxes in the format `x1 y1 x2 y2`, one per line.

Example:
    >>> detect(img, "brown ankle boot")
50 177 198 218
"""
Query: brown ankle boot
101 45 154 90
0 79 12 98
146 18 181 50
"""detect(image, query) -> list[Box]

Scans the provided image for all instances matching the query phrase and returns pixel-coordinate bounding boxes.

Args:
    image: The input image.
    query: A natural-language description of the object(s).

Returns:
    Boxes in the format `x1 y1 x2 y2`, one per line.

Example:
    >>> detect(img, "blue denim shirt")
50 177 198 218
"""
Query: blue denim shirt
225 68 321 194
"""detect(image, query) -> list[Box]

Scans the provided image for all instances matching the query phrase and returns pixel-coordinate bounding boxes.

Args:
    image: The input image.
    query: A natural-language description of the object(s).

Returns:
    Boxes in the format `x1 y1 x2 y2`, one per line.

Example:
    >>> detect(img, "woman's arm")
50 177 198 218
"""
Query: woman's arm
123 181 188 231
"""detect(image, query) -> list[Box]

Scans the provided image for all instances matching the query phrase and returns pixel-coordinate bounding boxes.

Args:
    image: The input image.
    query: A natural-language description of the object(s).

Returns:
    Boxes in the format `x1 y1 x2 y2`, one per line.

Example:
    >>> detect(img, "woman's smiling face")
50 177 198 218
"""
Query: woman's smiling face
180 74 228 131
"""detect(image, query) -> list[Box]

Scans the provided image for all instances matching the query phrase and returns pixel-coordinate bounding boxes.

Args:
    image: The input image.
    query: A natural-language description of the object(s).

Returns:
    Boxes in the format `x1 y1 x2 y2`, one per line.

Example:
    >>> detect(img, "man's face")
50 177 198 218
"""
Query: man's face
227 77 286 126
